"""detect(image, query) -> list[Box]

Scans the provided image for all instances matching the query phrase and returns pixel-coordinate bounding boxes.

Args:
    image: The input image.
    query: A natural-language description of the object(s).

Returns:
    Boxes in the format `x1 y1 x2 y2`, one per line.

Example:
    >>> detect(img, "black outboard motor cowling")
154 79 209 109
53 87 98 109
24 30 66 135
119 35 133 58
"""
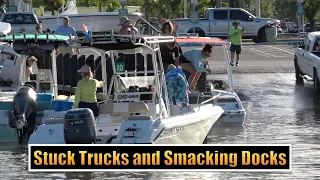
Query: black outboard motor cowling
64 108 97 144
10 85 37 144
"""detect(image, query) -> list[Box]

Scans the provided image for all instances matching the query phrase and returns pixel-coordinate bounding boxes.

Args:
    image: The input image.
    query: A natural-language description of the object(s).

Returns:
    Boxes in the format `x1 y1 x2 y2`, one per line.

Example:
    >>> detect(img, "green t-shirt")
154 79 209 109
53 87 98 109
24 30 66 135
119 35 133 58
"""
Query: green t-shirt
228 27 243 45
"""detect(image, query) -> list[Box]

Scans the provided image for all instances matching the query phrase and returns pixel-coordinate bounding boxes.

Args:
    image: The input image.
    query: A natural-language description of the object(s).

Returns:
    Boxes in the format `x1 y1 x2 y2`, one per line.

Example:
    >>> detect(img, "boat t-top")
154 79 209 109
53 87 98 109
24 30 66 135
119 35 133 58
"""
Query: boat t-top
175 33 246 126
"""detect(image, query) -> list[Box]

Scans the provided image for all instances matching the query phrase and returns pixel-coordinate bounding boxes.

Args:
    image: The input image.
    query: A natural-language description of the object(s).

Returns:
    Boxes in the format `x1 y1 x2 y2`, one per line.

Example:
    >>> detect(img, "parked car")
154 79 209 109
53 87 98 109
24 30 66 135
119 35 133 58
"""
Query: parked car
171 8 280 43
0 12 39 34
294 31 320 92
280 22 299 33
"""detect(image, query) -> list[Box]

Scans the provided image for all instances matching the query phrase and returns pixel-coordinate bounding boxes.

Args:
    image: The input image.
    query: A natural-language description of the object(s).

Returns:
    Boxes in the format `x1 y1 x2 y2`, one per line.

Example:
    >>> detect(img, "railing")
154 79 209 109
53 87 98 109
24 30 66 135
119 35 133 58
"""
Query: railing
198 92 221 112
175 33 199 38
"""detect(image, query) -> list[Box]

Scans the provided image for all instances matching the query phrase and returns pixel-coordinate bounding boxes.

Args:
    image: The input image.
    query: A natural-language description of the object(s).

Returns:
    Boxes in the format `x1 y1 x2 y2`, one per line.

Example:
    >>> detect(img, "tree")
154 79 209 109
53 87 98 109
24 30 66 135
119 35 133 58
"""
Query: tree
274 0 297 22
304 0 320 30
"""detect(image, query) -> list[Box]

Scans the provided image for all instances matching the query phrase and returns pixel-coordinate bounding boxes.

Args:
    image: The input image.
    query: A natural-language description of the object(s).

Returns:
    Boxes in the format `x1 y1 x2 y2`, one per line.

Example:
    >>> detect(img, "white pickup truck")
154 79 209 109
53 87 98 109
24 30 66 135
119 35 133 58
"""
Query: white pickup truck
171 8 280 43
294 31 320 91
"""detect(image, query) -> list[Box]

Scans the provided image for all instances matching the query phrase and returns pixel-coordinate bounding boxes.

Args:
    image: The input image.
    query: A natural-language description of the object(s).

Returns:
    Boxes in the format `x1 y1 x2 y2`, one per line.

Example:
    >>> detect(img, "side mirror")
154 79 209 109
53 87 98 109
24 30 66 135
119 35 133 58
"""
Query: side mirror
38 20 42 23
247 16 253 21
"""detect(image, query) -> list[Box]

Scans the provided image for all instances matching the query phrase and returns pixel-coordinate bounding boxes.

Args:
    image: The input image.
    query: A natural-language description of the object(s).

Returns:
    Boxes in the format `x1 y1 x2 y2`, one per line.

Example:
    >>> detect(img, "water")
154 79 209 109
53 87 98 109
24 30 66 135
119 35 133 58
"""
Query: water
1 73 320 179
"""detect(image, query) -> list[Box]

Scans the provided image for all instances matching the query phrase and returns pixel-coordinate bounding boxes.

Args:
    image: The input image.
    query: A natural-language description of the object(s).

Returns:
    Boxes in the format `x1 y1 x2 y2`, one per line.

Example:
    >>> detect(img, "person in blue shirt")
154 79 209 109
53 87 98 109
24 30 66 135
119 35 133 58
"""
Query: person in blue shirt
55 16 76 36
164 64 189 110
54 16 79 55
178 44 212 91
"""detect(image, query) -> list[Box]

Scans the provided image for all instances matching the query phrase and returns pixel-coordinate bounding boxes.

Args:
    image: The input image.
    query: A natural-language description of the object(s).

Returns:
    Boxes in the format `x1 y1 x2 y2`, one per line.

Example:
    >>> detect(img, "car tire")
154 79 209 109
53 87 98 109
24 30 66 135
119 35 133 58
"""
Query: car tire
188 28 205 37
314 69 320 93
294 58 303 84
257 28 267 42
253 37 259 43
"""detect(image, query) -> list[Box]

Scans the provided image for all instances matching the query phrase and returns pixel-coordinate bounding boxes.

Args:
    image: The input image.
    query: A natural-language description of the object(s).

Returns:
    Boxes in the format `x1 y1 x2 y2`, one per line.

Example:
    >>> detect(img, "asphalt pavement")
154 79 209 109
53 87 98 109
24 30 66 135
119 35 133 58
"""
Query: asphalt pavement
202 44 296 74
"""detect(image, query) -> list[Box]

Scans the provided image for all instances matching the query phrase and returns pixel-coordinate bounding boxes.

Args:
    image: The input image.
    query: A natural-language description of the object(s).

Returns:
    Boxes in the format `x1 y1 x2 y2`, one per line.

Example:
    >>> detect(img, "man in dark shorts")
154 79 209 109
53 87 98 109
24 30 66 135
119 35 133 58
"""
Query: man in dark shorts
228 20 244 66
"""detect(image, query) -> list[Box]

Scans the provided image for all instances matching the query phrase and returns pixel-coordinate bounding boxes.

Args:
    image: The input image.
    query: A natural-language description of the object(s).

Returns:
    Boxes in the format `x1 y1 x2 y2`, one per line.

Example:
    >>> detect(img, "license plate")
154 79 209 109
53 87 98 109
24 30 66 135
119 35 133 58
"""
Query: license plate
69 120 85 125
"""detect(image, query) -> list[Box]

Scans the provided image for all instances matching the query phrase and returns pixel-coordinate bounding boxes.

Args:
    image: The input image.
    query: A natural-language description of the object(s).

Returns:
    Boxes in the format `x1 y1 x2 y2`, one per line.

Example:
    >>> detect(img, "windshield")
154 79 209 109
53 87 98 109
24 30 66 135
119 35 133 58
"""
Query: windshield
115 76 155 92
3 14 37 24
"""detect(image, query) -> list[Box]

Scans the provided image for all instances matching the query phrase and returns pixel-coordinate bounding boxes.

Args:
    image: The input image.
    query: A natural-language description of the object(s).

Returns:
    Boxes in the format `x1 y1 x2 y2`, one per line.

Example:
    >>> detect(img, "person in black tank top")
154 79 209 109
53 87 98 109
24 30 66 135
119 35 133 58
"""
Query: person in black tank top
159 21 182 71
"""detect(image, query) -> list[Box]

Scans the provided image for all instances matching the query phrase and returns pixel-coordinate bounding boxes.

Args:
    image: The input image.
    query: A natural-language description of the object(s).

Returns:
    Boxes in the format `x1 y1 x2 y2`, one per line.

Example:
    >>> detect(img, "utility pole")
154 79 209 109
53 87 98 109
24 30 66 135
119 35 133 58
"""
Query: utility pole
239 0 245 9
216 0 222 8
190 0 198 33
256 0 260 17
184 0 187 18
297 0 305 42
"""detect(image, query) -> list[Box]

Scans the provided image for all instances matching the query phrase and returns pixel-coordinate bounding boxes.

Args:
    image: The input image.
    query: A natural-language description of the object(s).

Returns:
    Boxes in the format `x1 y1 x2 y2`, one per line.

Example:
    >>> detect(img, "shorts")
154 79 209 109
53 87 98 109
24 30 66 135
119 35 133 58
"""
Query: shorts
230 44 241 54
179 55 192 64
78 102 99 117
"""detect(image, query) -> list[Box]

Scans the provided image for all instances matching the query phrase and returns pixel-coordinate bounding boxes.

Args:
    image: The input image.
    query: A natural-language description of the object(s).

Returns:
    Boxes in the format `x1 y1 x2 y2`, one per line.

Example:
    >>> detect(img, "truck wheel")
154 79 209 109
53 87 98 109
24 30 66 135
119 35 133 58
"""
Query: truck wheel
314 69 320 93
294 58 303 84
258 28 266 42
252 37 259 43
188 28 205 37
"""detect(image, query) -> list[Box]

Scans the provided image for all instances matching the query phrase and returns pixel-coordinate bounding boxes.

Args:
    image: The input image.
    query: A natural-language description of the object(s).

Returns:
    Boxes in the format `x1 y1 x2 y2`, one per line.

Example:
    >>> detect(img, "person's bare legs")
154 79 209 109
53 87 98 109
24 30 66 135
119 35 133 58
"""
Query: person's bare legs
191 72 201 90
230 51 235 65
180 63 197 90
236 53 240 66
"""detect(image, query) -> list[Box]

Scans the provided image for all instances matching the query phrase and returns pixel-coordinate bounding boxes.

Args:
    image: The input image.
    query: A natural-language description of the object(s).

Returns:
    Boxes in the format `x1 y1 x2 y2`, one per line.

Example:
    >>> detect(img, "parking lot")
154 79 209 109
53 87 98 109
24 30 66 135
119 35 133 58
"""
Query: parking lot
197 44 297 74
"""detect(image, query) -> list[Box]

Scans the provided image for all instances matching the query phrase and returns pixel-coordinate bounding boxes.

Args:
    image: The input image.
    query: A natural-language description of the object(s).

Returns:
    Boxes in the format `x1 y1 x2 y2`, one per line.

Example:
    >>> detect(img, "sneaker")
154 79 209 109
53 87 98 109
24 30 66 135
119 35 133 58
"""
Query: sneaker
236 62 239 66
230 62 234 66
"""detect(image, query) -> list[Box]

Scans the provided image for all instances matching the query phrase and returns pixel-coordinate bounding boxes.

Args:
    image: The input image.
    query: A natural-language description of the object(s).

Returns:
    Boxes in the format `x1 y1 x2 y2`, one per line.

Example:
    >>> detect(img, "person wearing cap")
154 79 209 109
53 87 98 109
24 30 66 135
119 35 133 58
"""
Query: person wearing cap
229 20 244 66
179 44 212 92
55 16 79 55
25 56 38 81
73 65 104 118
163 64 189 110
118 16 138 35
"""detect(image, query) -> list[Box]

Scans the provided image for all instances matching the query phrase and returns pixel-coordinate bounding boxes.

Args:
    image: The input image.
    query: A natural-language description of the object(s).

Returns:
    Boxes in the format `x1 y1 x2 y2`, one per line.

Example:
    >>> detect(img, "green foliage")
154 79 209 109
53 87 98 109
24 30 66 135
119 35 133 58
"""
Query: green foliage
44 0 63 14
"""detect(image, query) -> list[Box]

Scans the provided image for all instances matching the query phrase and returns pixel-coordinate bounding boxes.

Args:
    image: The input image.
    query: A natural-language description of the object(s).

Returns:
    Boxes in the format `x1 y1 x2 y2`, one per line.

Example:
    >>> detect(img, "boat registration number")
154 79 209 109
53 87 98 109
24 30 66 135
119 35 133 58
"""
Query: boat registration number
164 126 184 134
69 120 85 125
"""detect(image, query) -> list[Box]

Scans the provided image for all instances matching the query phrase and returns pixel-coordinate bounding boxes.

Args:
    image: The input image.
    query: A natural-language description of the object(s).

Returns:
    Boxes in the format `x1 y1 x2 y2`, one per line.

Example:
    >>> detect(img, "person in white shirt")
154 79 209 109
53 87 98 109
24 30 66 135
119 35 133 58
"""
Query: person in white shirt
25 56 38 81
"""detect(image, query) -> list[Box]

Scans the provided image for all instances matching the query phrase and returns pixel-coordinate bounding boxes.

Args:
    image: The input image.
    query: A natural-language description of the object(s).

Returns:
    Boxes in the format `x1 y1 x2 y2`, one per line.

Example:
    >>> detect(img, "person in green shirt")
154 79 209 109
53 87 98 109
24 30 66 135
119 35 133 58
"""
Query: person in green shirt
73 64 104 118
228 20 244 66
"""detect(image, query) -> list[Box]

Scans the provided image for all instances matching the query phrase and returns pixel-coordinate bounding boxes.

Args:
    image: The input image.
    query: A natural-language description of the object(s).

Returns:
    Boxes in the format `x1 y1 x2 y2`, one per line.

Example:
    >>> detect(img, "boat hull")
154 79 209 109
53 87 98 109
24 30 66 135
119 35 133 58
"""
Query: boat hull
28 104 224 145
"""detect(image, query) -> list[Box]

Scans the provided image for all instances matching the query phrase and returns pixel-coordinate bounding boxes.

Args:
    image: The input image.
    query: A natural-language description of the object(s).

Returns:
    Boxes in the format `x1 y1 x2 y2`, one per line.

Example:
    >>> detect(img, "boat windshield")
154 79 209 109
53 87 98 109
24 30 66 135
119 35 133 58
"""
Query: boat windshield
116 76 155 92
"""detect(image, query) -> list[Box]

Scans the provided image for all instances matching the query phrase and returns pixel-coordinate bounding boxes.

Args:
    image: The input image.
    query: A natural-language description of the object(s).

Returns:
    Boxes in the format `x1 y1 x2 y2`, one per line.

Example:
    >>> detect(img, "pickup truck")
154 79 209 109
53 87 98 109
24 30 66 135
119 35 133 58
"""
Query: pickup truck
294 31 320 91
171 8 280 43
0 12 40 34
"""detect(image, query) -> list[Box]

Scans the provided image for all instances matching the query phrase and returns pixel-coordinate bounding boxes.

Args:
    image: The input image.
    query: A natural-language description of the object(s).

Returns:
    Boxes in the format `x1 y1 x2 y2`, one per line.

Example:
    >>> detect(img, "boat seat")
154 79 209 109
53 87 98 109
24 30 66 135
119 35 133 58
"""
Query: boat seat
127 116 153 121
44 118 65 125
99 102 149 114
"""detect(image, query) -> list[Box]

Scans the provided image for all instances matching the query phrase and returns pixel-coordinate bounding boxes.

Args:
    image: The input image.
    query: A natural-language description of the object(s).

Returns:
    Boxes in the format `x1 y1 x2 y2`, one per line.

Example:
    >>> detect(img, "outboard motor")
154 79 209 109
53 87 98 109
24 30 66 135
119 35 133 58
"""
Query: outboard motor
64 108 97 144
9 85 37 144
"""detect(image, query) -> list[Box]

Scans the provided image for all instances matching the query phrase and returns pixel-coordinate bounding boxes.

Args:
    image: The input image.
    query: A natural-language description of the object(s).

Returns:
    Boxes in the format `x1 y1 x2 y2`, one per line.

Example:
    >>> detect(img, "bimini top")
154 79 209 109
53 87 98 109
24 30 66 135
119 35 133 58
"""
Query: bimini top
175 37 228 47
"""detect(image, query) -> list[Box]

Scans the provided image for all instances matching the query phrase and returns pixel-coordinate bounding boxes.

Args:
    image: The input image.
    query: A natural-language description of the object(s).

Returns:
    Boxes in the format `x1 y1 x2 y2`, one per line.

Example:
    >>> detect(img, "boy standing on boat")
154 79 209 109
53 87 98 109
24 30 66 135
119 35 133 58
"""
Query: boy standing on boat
229 20 244 66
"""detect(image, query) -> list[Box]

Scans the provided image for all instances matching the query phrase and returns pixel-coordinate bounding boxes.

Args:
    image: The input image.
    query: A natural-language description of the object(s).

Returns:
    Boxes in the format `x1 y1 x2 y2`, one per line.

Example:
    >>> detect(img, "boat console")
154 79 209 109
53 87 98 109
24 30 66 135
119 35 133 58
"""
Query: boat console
25 69 53 93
